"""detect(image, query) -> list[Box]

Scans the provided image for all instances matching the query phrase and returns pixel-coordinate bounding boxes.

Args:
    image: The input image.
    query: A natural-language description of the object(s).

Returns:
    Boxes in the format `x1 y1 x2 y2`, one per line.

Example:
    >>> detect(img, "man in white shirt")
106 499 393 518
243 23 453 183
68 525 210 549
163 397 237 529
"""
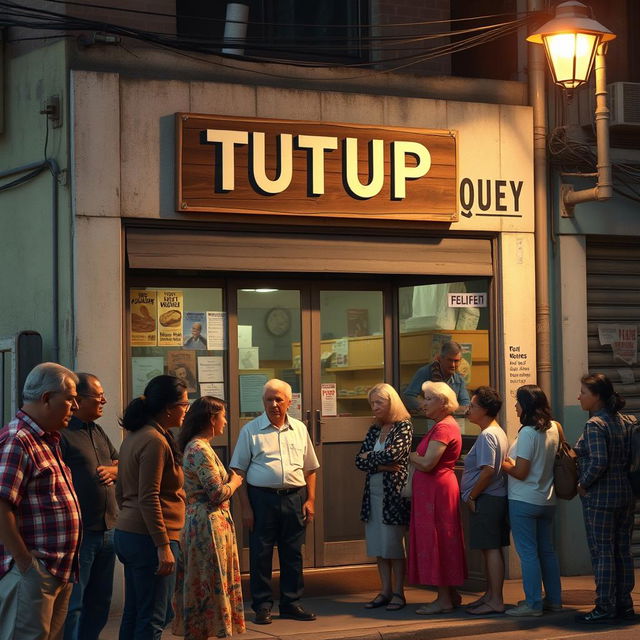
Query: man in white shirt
230 379 319 625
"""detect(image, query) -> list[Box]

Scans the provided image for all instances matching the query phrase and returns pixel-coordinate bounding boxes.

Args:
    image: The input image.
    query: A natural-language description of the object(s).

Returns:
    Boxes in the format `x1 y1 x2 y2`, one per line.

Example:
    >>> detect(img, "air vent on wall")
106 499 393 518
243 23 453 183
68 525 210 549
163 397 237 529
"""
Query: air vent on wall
609 82 640 129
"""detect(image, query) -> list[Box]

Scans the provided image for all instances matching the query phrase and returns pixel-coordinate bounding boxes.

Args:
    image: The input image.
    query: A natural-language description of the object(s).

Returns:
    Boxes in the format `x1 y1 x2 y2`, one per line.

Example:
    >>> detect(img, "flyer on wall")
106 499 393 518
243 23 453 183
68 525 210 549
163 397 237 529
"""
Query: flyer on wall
130 289 158 346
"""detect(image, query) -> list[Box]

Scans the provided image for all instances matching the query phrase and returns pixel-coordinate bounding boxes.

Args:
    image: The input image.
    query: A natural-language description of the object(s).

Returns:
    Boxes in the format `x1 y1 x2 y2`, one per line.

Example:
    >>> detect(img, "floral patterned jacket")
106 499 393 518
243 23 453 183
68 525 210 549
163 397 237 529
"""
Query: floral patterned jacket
355 420 413 526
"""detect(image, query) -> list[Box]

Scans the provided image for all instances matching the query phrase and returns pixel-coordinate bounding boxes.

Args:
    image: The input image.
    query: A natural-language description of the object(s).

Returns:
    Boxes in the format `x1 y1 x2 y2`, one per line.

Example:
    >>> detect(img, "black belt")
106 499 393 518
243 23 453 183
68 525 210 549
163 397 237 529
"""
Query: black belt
249 484 302 496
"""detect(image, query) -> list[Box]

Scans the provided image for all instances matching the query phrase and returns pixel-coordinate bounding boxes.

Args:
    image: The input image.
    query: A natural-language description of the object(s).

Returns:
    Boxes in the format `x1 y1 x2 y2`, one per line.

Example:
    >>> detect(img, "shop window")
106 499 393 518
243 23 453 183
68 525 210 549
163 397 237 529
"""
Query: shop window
129 287 226 402
176 0 368 62
398 279 491 438
236 288 301 423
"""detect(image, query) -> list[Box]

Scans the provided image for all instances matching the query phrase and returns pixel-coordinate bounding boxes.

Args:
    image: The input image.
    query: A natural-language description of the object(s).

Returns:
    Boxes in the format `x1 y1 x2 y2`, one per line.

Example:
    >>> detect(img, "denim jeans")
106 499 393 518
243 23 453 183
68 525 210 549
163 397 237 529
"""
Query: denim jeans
114 530 179 640
64 529 115 640
509 499 562 610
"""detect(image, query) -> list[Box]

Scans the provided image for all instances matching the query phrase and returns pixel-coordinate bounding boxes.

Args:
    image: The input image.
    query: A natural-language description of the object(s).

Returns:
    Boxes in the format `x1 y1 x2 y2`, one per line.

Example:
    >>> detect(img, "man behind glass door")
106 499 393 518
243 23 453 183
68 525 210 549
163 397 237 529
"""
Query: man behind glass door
403 341 470 413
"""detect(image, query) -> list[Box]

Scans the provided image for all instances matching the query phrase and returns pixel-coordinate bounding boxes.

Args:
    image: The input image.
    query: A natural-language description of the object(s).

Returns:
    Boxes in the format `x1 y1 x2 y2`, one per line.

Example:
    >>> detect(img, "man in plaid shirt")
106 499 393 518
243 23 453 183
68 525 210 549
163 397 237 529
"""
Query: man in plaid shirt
0 362 82 640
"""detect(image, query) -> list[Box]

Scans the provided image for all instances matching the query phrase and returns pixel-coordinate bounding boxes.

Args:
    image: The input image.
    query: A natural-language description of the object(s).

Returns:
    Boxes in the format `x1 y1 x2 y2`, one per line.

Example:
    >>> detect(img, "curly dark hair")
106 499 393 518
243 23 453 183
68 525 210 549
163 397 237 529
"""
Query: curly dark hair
178 396 225 452
472 386 503 418
516 384 552 431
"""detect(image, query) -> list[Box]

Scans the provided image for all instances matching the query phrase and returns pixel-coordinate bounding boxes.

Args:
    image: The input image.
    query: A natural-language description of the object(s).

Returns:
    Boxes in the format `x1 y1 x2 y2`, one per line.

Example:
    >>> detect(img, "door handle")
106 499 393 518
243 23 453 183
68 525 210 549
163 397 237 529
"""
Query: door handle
314 409 323 446
305 410 311 437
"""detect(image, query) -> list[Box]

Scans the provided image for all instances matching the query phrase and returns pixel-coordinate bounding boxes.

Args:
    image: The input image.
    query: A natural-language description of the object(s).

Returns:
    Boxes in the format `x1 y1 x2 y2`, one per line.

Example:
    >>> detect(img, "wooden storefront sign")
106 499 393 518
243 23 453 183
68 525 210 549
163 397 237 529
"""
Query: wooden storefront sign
177 113 457 222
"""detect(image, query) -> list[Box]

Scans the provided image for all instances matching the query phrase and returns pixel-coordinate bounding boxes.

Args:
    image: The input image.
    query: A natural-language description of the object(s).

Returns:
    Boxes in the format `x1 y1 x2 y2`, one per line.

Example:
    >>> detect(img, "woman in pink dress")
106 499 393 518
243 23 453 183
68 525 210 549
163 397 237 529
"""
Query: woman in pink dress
408 381 467 614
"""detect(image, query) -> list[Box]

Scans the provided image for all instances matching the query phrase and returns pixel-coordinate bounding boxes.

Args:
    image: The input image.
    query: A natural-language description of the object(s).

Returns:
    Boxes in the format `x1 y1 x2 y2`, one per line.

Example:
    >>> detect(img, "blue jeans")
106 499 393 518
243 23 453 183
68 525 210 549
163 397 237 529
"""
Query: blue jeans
114 530 179 640
64 529 115 640
509 499 562 610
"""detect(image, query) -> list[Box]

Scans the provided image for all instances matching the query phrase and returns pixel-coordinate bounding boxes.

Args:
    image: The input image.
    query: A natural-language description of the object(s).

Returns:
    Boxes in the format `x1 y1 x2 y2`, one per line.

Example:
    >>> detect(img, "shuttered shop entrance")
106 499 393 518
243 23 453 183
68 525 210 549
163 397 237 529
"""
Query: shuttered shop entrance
586 236 640 564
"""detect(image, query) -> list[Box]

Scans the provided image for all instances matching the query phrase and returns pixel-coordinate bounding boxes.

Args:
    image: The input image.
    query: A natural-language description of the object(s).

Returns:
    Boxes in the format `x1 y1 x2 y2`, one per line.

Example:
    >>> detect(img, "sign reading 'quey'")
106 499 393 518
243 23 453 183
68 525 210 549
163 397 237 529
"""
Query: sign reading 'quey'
176 114 457 221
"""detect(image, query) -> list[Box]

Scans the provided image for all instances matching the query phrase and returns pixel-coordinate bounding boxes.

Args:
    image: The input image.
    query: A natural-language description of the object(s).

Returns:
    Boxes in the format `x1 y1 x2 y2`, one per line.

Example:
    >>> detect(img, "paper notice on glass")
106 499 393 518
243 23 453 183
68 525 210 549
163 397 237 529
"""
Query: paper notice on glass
183 311 207 350
199 382 224 399
598 324 618 346
612 325 637 365
239 347 260 370
130 289 157 346
289 392 302 420
617 368 635 385
321 383 337 416
459 343 473 384
197 356 223 382
206 311 225 350
131 357 164 397
157 290 184 346
167 350 197 393
333 338 349 367
240 374 268 413
238 325 253 348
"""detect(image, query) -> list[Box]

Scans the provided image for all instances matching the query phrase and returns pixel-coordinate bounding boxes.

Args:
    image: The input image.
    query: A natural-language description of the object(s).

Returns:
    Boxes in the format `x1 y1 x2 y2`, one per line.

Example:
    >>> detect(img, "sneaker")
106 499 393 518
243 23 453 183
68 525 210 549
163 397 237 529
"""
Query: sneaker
506 603 543 617
518 599 563 612
616 606 635 621
575 606 616 624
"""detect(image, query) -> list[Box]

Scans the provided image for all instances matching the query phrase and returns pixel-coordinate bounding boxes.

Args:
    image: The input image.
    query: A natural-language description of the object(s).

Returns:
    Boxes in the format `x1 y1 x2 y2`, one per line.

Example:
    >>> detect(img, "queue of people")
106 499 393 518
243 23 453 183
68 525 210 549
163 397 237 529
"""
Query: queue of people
0 358 637 639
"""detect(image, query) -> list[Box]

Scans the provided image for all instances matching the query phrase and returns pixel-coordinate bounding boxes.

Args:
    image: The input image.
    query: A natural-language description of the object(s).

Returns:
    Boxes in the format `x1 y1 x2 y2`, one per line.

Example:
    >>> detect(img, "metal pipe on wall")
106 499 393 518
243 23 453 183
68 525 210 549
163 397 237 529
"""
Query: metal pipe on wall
0 160 61 363
528 0 552 398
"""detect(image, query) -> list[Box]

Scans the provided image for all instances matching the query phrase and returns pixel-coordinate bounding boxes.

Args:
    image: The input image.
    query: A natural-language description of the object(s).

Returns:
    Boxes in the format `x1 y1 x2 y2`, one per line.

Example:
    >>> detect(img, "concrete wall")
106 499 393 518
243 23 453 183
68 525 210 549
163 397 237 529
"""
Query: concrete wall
0 41 74 365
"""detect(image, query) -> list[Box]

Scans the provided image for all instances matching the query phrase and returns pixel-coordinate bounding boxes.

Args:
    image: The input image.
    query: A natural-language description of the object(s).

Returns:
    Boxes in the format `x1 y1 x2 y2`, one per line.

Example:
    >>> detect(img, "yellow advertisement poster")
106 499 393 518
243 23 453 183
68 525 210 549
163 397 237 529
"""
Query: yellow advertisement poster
130 289 158 346
157 290 184 346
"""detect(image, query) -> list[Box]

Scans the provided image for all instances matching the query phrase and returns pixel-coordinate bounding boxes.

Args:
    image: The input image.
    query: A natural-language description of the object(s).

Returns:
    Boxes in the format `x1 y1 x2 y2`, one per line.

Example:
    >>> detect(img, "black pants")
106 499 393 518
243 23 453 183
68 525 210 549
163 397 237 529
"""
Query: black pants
248 485 306 611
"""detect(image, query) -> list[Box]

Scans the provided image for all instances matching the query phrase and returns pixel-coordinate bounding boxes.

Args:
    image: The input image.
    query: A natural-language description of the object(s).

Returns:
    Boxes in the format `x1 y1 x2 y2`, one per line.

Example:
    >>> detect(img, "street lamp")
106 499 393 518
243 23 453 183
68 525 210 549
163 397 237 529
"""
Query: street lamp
527 1 616 214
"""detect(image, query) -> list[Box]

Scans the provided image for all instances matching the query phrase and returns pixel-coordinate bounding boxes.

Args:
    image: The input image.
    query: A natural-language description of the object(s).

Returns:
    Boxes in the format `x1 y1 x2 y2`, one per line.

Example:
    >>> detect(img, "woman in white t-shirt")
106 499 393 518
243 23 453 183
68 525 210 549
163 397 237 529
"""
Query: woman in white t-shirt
501 385 562 618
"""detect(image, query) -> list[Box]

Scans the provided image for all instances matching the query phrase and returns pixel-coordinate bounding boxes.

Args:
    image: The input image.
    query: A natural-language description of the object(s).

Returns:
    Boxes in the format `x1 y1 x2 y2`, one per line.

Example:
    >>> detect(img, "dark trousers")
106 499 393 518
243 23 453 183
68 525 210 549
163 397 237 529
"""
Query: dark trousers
64 529 115 640
582 499 636 611
248 485 306 611
114 530 179 640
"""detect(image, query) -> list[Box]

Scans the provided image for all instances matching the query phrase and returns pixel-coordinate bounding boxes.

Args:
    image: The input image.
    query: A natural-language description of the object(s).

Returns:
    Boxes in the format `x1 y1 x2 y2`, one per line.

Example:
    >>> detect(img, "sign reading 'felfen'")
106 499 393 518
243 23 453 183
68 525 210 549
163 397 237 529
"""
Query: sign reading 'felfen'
176 114 457 221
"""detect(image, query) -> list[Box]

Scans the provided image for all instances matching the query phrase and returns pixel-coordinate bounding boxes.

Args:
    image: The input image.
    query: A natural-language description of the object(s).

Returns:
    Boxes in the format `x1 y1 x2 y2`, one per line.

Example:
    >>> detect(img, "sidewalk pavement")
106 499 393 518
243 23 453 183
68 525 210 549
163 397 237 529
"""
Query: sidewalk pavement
102 570 640 639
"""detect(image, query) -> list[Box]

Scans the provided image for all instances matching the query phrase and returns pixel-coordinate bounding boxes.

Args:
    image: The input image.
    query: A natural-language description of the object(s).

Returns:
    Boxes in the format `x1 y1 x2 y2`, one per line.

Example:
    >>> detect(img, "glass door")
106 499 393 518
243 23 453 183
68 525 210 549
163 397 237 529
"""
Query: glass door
311 285 389 567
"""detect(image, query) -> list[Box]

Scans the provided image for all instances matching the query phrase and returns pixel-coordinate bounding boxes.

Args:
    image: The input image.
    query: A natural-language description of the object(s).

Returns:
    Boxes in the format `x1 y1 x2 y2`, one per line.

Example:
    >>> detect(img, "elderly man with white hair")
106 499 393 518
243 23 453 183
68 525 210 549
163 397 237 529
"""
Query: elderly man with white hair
230 378 319 626
0 362 81 640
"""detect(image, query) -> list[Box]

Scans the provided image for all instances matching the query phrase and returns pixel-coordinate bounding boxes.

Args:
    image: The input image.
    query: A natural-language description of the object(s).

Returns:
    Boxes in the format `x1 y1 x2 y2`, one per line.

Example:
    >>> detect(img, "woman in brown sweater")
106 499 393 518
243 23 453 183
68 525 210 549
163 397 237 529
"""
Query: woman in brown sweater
114 375 188 640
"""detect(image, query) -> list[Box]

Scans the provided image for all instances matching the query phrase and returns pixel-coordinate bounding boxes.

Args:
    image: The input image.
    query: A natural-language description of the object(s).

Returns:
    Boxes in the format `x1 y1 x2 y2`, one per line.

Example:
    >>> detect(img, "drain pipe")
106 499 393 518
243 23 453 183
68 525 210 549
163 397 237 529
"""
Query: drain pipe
0 160 61 363
528 0 552 398
222 2 250 56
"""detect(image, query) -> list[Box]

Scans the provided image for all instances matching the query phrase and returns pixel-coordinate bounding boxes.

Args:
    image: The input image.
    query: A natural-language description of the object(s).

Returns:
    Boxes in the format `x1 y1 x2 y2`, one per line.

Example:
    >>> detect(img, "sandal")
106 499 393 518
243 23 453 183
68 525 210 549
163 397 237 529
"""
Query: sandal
466 603 505 616
416 601 454 615
364 593 391 609
386 593 406 611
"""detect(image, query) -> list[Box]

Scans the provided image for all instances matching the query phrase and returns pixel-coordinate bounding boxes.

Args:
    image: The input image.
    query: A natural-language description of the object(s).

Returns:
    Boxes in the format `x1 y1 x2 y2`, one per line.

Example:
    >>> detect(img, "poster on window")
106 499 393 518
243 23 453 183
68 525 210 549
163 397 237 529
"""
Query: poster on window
130 289 158 346
157 290 184 347
131 356 164 397
183 312 207 350
167 350 197 393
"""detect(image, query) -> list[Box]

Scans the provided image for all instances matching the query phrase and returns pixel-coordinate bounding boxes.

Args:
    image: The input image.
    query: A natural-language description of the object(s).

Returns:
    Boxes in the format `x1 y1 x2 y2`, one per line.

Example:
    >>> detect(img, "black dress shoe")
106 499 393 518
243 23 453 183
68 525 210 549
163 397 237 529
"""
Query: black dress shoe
616 606 636 621
254 607 272 625
279 603 317 621
575 606 616 624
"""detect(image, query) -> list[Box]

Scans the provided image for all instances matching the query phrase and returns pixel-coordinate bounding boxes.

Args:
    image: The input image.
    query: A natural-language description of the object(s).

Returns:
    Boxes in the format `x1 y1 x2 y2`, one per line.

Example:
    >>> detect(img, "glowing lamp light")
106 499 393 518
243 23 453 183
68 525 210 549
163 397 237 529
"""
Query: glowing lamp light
527 1 615 90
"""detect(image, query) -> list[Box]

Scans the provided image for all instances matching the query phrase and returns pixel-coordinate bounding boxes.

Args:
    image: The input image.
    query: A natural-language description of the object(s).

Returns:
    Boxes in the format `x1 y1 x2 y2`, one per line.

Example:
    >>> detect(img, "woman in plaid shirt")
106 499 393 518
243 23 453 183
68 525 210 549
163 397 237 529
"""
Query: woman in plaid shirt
574 373 637 624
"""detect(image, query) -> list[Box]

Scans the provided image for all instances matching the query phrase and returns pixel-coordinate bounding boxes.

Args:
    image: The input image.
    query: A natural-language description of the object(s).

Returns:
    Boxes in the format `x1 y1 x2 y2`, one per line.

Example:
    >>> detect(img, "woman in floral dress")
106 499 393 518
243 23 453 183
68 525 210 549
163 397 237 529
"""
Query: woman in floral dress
173 397 245 638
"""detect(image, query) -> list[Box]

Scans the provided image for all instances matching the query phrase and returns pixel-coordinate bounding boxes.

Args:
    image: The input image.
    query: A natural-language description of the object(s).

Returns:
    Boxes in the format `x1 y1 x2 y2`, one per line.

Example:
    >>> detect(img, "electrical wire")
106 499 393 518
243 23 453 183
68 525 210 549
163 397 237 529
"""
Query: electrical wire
0 0 536 70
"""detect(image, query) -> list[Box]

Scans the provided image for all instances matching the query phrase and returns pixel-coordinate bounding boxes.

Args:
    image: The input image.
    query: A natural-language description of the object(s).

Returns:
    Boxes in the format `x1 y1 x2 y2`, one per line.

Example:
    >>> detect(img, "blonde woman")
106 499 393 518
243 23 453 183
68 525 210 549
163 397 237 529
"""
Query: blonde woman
355 383 413 611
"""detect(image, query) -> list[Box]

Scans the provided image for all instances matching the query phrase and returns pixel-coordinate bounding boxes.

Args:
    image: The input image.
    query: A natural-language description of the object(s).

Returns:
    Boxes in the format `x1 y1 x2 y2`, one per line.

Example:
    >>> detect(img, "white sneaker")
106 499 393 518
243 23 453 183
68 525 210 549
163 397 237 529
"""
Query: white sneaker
517 599 562 612
506 603 543 617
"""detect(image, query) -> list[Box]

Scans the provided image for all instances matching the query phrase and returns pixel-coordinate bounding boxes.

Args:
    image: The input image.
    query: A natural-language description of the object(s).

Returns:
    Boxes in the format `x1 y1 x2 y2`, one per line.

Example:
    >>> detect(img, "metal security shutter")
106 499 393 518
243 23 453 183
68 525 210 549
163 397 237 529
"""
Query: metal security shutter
586 236 640 565
126 227 493 276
